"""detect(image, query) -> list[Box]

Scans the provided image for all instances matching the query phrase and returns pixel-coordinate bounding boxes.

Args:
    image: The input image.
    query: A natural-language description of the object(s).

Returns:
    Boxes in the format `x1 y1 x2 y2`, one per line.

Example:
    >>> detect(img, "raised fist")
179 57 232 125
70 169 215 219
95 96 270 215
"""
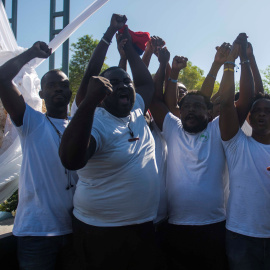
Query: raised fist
234 33 248 59
157 47 170 65
31 41 52 59
145 36 165 55
110 14 127 31
86 76 113 105
214 42 231 65
172 55 188 72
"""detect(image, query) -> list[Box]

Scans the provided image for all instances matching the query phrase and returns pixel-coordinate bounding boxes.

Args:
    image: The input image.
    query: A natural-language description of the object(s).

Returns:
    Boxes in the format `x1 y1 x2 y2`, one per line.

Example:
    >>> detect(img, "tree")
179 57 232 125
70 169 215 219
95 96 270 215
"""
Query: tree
69 35 109 104
177 61 220 96
261 66 270 93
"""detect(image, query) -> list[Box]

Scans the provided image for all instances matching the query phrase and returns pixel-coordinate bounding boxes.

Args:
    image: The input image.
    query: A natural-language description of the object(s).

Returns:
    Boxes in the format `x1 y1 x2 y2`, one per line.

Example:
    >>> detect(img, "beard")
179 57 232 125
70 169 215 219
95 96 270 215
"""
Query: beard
182 116 208 133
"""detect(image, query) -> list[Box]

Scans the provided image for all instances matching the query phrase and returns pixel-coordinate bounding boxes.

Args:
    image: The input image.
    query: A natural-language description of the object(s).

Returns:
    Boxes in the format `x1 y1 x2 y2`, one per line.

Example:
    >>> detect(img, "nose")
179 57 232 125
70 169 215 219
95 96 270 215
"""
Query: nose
188 104 195 112
259 110 266 117
117 81 129 89
55 83 64 92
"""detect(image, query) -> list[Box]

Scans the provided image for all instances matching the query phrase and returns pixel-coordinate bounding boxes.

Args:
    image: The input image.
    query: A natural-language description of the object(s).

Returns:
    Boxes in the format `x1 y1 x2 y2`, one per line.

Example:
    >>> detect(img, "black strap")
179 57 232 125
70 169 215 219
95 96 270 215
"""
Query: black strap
45 114 63 140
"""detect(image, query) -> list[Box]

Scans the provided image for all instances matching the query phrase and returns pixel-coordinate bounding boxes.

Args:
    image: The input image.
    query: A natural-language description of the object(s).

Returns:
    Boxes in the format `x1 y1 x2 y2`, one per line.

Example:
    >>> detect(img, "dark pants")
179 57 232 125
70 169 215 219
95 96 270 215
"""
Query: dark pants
163 221 228 270
226 229 270 270
17 234 74 270
72 215 166 270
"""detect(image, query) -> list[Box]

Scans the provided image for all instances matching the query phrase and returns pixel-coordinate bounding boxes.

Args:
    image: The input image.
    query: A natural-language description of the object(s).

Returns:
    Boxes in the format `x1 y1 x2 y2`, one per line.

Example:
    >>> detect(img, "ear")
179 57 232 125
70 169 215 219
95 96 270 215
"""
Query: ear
39 90 44 99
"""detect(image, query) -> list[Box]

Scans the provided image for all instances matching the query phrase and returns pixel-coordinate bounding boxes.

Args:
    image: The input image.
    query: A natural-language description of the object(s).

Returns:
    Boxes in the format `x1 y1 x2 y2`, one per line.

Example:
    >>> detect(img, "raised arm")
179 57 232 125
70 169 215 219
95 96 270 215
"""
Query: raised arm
201 43 231 98
75 14 127 106
122 27 155 113
246 42 264 95
142 36 165 68
235 35 254 125
219 40 240 141
59 76 112 170
164 55 188 118
0 42 51 126
149 48 170 131
116 33 128 71
220 33 254 140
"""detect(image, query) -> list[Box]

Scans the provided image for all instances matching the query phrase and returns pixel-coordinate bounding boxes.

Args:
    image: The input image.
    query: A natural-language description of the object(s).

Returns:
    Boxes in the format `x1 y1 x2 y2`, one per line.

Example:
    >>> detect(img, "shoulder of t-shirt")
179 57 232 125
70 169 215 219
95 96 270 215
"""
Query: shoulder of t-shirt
221 128 245 151
162 111 181 138
133 93 145 113
70 99 78 117
15 103 44 136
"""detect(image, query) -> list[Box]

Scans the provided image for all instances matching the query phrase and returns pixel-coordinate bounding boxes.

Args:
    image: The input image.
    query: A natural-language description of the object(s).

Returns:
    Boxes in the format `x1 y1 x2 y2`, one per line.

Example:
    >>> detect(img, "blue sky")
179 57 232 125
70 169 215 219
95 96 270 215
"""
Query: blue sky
4 0 270 84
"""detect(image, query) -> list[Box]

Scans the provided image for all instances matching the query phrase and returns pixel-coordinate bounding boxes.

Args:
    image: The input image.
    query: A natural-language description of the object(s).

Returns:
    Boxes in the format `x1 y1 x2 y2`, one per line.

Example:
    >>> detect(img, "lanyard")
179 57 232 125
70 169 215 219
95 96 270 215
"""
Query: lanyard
45 114 73 190
45 114 63 140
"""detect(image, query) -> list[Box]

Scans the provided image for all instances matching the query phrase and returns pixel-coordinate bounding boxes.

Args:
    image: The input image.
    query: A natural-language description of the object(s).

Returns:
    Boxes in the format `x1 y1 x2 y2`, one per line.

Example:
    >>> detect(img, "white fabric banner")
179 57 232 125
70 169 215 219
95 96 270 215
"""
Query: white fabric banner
0 0 110 203
32 0 110 68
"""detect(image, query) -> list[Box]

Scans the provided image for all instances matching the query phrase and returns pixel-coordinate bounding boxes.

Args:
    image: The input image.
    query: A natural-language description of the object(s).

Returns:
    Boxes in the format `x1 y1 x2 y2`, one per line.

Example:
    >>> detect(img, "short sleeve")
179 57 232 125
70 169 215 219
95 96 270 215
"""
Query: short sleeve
222 128 244 154
15 104 43 137
70 99 78 117
134 93 145 113
162 112 181 142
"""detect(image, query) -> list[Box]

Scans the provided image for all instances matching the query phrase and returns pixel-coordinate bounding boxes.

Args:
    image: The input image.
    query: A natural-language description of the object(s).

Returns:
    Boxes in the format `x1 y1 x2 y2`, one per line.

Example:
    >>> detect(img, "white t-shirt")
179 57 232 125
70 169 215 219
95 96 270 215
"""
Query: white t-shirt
151 121 167 224
222 129 270 237
13 104 77 236
241 120 252 136
73 94 159 227
163 114 227 225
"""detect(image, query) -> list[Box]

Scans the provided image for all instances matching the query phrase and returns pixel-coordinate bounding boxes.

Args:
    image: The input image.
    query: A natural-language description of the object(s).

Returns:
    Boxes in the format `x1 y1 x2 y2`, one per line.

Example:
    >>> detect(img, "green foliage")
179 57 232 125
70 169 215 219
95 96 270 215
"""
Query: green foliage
69 35 109 104
235 81 240 93
177 61 220 96
261 66 270 94
0 190 18 213
178 61 204 90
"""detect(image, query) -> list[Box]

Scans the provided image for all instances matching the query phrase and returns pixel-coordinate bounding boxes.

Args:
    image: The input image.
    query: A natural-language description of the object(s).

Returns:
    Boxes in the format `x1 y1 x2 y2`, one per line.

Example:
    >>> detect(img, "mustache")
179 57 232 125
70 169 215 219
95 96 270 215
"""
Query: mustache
185 114 198 121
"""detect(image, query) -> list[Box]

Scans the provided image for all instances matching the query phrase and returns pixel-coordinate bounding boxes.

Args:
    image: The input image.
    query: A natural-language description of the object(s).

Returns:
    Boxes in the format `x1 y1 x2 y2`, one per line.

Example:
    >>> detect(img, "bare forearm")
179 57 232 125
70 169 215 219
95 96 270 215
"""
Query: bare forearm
76 27 116 105
153 63 167 101
237 59 254 124
220 63 236 106
142 50 153 68
59 100 96 170
201 62 222 98
125 43 153 87
0 49 34 83
118 57 127 71
164 68 179 110
249 55 264 95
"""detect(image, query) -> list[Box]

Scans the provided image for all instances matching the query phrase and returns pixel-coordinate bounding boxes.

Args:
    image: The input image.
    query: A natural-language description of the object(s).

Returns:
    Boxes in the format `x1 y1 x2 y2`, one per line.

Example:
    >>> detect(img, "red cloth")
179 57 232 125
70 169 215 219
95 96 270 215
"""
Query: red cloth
118 25 150 52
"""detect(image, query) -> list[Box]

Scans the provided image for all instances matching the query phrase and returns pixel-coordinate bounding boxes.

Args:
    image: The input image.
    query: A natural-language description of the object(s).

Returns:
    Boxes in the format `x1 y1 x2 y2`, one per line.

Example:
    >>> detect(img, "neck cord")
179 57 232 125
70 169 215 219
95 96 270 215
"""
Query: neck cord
119 115 140 142
45 114 74 190
120 116 134 138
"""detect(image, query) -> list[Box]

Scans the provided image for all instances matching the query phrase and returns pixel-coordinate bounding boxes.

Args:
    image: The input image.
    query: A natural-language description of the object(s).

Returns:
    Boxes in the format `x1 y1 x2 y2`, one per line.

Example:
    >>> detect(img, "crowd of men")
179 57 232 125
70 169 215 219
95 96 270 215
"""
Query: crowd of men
0 13 269 270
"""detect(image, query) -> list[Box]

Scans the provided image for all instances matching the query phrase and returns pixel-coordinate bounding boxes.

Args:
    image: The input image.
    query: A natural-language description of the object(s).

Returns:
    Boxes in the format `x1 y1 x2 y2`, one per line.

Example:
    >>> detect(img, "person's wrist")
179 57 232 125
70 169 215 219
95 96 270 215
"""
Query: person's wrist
159 61 168 68
104 27 116 41
144 47 154 55
240 53 248 61
27 47 38 60
226 56 236 62
170 69 180 79
212 61 222 71
247 54 255 61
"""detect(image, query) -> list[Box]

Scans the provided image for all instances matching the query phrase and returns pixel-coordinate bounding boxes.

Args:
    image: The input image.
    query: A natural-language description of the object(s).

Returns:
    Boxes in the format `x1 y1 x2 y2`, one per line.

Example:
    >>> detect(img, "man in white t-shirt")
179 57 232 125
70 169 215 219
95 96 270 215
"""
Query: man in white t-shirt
150 34 254 270
0 42 77 269
59 15 162 270
220 38 270 269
